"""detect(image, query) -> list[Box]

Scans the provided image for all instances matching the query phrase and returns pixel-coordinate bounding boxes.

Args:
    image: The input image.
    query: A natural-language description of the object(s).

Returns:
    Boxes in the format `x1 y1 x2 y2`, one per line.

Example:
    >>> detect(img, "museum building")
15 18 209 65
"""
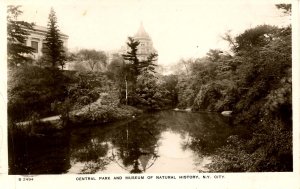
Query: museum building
121 22 157 62
25 25 69 60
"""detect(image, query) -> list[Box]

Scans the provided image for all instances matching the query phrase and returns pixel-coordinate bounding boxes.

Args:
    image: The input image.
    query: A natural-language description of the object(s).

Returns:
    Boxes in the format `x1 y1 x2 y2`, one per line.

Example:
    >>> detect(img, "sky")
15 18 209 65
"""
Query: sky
7 0 290 65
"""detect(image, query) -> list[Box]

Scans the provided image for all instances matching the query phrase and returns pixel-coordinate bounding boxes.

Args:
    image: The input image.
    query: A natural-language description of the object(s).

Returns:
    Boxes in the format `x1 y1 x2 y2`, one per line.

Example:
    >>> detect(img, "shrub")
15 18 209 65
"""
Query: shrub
8 66 72 121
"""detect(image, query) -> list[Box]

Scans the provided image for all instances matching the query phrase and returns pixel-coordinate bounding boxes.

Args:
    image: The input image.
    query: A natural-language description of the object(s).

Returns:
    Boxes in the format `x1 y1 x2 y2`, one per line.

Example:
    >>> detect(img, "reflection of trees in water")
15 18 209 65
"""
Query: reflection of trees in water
9 111 237 174
69 126 112 174
8 132 71 174
72 138 108 162
69 114 164 174
71 137 109 174
110 115 164 173
188 113 234 155
157 111 235 156
68 110 236 173
80 160 108 174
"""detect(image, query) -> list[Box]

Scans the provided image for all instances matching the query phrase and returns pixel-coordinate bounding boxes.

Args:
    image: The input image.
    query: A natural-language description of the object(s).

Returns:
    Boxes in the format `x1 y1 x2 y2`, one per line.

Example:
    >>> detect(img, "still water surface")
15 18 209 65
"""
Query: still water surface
9 110 238 174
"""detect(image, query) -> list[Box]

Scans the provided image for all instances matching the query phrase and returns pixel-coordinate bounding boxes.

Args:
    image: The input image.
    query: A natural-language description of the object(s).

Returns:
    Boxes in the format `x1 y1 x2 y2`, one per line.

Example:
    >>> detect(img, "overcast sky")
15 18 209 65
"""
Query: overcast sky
8 0 290 65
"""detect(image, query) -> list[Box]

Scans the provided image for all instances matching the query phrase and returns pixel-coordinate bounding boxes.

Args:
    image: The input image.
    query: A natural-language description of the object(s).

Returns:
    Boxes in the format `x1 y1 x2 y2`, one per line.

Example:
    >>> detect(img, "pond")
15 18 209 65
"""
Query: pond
9 110 241 174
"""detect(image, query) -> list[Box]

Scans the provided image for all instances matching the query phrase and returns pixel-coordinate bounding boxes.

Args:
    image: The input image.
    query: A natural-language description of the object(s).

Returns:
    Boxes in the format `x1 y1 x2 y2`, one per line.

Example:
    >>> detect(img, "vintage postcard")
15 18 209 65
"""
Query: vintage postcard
0 0 299 188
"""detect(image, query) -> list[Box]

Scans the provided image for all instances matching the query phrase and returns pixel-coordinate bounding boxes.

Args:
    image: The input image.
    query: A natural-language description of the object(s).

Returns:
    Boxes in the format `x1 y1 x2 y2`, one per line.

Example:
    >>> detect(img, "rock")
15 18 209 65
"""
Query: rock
221 111 232 116
185 108 192 112
174 108 179 111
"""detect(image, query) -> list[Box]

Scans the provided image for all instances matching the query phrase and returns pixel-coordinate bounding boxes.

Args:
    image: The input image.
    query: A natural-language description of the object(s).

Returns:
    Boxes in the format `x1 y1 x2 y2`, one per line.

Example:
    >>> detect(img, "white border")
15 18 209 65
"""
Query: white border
0 0 299 188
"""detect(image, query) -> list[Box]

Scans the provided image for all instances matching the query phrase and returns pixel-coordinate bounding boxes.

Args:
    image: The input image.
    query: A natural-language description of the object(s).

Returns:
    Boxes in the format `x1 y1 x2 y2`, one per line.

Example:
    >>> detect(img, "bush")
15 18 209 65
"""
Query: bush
67 72 115 109
8 66 72 121
193 83 222 111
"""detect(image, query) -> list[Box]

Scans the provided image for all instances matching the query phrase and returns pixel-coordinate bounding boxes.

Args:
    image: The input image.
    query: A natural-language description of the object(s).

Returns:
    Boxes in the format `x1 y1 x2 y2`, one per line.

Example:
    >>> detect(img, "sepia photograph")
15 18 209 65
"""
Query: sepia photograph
1 0 299 188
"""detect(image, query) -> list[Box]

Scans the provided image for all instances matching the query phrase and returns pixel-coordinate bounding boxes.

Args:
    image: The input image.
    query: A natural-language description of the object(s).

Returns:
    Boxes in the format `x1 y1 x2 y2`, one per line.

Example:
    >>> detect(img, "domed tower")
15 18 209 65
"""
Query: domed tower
133 22 157 62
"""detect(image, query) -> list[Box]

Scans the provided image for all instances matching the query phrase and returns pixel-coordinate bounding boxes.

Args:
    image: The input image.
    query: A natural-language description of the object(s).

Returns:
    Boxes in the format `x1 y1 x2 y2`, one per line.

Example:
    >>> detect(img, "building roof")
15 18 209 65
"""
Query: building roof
33 25 48 32
134 22 150 39
29 25 69 38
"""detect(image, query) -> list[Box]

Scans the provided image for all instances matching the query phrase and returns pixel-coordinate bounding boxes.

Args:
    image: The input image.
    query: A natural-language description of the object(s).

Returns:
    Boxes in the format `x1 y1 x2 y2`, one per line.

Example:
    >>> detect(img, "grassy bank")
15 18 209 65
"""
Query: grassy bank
69 94 142 126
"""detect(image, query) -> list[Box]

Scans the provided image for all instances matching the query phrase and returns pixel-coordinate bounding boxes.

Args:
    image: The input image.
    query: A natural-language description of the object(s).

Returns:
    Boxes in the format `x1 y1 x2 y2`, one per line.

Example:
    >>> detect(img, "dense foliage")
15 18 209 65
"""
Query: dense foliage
175 23 292 171
7 67 121 122
134 72 176 109
7 67 72 122
7 5 34 67
66 72 115 109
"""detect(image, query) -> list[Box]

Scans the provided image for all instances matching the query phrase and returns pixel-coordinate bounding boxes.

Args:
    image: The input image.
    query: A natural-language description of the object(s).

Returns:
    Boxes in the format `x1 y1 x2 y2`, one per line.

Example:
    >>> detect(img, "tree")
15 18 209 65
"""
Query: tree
221 30 238 52
234 25 279 53
157 74 179 107
140 53 158 74
122 37 158 80
120 37 141 105
121 37 159 106
44 7 66 69
77 49 107 71
122 37 140 83
7 5 34 67
276 4 291 15
107 53 123 79
8 66 70 121
206 49 223 62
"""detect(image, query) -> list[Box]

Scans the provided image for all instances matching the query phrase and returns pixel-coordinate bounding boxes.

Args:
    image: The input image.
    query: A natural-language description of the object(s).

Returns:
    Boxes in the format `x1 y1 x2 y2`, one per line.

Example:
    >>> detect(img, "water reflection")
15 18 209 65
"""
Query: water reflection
70 138 109 174
9 110 237 174
8 132 71 174
109 121 161 173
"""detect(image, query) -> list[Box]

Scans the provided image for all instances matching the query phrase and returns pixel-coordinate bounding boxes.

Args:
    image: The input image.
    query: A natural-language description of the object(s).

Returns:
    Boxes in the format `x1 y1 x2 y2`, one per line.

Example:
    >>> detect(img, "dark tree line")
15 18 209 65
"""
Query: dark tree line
175 4 292 171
